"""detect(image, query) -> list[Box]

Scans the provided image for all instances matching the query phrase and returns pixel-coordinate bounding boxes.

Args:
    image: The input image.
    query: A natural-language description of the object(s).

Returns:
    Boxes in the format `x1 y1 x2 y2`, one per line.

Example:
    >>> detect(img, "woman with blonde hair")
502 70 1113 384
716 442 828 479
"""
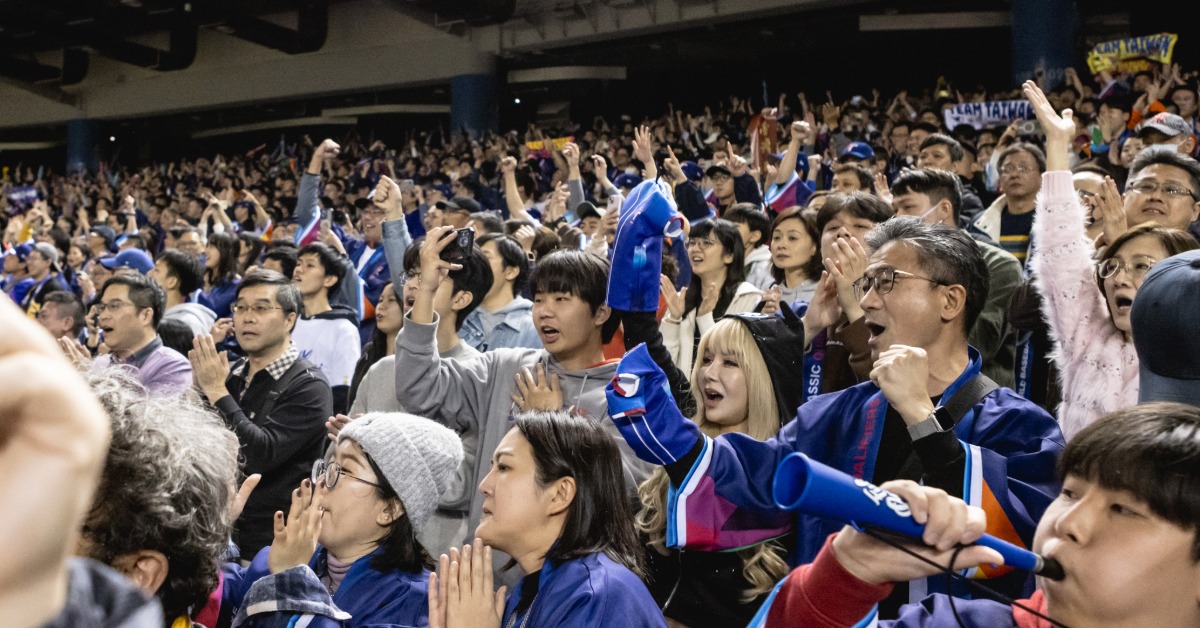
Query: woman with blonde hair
637 316 802 627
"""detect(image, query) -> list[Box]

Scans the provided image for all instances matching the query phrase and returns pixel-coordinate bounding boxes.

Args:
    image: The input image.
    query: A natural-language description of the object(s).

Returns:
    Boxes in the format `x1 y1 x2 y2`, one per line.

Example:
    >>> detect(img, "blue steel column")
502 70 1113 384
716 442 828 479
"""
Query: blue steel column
66 118 100 175
451 73 498 140
1011 0 1078 86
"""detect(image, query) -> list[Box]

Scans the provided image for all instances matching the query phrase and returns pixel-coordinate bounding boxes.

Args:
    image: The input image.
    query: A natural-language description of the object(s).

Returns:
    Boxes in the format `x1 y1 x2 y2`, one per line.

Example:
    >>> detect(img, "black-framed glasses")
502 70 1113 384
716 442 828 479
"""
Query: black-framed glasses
311 458 381 490
1098 255 1158 281
852 268 945 301
93 300 137 314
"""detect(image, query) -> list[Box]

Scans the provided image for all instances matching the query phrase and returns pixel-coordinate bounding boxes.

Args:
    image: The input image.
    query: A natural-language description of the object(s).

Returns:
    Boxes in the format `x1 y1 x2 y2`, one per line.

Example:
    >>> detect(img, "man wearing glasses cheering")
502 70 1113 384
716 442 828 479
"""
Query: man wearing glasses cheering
604 217 1064 616
190 268 333 557
1120 148 1200 236
59 274 192 395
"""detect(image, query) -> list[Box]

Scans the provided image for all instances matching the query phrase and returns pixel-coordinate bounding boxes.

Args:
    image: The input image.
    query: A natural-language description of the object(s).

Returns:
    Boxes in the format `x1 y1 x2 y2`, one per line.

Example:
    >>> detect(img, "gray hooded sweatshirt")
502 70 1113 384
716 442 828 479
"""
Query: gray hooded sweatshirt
393 315 654 546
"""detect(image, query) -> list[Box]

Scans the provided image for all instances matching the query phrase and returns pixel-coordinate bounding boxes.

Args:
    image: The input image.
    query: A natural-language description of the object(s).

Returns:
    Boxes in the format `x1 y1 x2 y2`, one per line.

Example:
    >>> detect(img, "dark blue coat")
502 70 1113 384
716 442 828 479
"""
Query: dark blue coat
502 553 666 627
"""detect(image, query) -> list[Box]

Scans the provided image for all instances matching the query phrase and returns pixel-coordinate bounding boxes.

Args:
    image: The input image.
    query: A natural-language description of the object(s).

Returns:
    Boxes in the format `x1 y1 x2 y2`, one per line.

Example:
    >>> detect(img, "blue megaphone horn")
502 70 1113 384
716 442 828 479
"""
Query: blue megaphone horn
772 453 1063 581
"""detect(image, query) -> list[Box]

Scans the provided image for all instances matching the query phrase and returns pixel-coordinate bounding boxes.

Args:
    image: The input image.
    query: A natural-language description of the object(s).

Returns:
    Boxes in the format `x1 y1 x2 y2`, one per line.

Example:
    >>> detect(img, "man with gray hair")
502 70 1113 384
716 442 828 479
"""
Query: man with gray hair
189 269 333 557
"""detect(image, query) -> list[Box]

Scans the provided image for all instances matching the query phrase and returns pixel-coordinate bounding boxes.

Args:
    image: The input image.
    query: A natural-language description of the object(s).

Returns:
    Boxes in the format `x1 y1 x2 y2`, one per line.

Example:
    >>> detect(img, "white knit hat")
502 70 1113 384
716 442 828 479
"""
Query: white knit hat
339 412 463 532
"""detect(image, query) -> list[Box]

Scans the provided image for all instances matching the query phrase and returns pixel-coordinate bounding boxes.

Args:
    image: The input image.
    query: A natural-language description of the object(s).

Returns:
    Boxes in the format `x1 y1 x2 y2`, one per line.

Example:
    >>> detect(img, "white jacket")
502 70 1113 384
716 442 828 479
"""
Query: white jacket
968 194 1007 242
662 281 763 372
744 245 775 291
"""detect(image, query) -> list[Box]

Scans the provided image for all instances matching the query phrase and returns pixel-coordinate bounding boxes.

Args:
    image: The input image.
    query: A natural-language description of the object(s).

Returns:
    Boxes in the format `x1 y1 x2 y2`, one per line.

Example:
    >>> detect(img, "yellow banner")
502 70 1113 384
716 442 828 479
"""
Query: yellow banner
525 136 575 153
1087 33 1177 74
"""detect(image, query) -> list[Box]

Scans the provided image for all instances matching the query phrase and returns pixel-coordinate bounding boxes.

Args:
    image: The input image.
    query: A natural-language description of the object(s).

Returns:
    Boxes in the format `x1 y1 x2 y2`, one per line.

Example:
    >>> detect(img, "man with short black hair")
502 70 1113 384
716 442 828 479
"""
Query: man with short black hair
292 242 360 413
151 249 217 336
37 291 85 340
64 273 192 395
1123 147 1200 232
832 163 872 193
891 168 1021 387
917 133 986 220
395 234 650 555
189 269 333 556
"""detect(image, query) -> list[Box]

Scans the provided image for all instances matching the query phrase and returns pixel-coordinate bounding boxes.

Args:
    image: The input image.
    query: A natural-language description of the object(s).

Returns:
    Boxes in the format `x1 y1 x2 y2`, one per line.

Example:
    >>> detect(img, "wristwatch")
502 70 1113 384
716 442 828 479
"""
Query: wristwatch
907 406 953 441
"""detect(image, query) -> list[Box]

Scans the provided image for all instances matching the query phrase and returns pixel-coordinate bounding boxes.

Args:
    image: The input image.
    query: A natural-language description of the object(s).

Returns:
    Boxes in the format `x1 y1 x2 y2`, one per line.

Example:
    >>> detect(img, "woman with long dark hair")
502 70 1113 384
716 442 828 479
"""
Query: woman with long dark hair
200 231 242 318
225 412 463 627
428 411 666 627
661 219 762 371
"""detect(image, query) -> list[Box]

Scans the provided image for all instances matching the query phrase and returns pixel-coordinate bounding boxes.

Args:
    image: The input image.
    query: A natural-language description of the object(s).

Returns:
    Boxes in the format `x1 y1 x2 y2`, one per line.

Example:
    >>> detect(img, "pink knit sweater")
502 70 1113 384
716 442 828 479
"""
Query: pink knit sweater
1029 171 1139 439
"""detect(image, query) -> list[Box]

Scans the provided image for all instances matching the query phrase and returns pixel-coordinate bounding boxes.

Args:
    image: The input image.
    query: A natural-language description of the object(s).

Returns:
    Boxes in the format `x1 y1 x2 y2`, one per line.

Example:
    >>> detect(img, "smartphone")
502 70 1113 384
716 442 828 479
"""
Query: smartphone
440 228 475 263
607 194 622 215
399 179 415 193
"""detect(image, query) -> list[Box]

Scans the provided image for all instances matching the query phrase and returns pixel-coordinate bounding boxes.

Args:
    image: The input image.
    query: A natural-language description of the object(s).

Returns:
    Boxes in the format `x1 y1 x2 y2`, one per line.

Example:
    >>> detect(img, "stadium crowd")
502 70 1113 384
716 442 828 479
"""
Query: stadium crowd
4 57 1200 628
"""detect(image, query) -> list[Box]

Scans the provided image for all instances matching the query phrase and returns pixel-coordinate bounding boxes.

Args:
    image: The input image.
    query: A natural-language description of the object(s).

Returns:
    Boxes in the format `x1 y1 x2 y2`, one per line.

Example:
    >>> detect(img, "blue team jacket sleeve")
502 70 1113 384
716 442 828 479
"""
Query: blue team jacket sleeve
605 343 701 465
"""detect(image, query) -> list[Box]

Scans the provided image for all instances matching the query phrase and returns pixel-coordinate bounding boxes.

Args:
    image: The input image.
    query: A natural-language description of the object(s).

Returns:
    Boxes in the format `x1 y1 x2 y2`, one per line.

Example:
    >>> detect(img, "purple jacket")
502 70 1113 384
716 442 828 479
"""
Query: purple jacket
94 337 193 396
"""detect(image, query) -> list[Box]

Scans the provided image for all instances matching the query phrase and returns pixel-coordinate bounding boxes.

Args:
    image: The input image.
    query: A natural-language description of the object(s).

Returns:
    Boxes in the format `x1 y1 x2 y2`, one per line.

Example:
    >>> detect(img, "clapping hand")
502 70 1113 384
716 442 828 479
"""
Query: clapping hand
267 480 324 574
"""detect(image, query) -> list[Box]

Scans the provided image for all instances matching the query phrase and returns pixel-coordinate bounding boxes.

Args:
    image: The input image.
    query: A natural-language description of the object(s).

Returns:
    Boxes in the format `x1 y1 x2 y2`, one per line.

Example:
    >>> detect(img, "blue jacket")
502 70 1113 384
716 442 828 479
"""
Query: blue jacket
458 296 542 351
606 343 1065 602
225 546 430 628
200 279 241 319
502 553 666 628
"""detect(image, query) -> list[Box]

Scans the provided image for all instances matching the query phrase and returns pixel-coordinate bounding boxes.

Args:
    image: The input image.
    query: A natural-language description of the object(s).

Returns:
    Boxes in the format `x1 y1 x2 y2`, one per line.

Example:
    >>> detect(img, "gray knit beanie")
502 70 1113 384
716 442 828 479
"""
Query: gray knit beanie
338 412 464 533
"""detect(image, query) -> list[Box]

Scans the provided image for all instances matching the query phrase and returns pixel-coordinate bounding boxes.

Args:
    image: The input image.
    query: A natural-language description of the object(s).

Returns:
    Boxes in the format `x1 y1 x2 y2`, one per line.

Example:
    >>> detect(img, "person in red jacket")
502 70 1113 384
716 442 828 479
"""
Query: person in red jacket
758 402 1200 628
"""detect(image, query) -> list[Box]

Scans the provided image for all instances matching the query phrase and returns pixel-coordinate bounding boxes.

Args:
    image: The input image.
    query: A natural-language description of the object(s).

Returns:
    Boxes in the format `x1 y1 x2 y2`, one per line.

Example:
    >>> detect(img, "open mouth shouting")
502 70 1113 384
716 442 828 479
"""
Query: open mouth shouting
539 325 561 345
702 387 725 408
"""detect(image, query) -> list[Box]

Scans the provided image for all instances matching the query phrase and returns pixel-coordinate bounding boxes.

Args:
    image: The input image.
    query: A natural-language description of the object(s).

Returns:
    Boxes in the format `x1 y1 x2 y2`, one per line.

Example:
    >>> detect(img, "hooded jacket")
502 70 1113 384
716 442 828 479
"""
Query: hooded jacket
744 245 775 291
293 305 362 413
458 296 541 351
163 301 218 337
393 315 655 564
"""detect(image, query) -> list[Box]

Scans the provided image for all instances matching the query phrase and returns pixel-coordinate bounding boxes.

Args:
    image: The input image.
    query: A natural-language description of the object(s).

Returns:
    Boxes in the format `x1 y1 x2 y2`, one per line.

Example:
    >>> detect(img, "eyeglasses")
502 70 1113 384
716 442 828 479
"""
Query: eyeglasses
686 237 719 249
361 208 387 218
1098 255 1158 281
999 164 1036 175
93 300 136 314
312 458 381 490
708 173 731 183
852 268 945 301
1126 179 1199 200
231 303 284 316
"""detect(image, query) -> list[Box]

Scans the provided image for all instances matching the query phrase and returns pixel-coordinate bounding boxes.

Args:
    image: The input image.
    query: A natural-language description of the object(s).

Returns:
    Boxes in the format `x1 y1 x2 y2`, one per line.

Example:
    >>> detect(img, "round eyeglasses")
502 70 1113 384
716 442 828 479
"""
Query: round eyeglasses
311 458 381 490
1097 256 1158 282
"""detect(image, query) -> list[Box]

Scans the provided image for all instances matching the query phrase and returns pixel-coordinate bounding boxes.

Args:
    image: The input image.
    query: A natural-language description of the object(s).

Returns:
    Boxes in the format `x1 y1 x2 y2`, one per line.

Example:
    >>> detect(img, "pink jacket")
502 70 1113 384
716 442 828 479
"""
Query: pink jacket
1029 171 1138 439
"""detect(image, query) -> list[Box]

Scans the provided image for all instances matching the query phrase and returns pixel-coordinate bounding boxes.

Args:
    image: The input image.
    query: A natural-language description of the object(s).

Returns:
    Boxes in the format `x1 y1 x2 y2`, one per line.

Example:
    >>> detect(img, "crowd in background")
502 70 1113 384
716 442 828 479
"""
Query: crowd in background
4 56 1200 628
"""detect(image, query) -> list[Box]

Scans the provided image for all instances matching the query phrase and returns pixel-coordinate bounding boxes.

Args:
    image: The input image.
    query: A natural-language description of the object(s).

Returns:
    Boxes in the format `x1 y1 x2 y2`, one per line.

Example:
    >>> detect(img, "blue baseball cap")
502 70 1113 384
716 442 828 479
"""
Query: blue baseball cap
100 248 155 275
680 161 704 182
2 243 34 262
614 173 643 189
839 142 875 162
